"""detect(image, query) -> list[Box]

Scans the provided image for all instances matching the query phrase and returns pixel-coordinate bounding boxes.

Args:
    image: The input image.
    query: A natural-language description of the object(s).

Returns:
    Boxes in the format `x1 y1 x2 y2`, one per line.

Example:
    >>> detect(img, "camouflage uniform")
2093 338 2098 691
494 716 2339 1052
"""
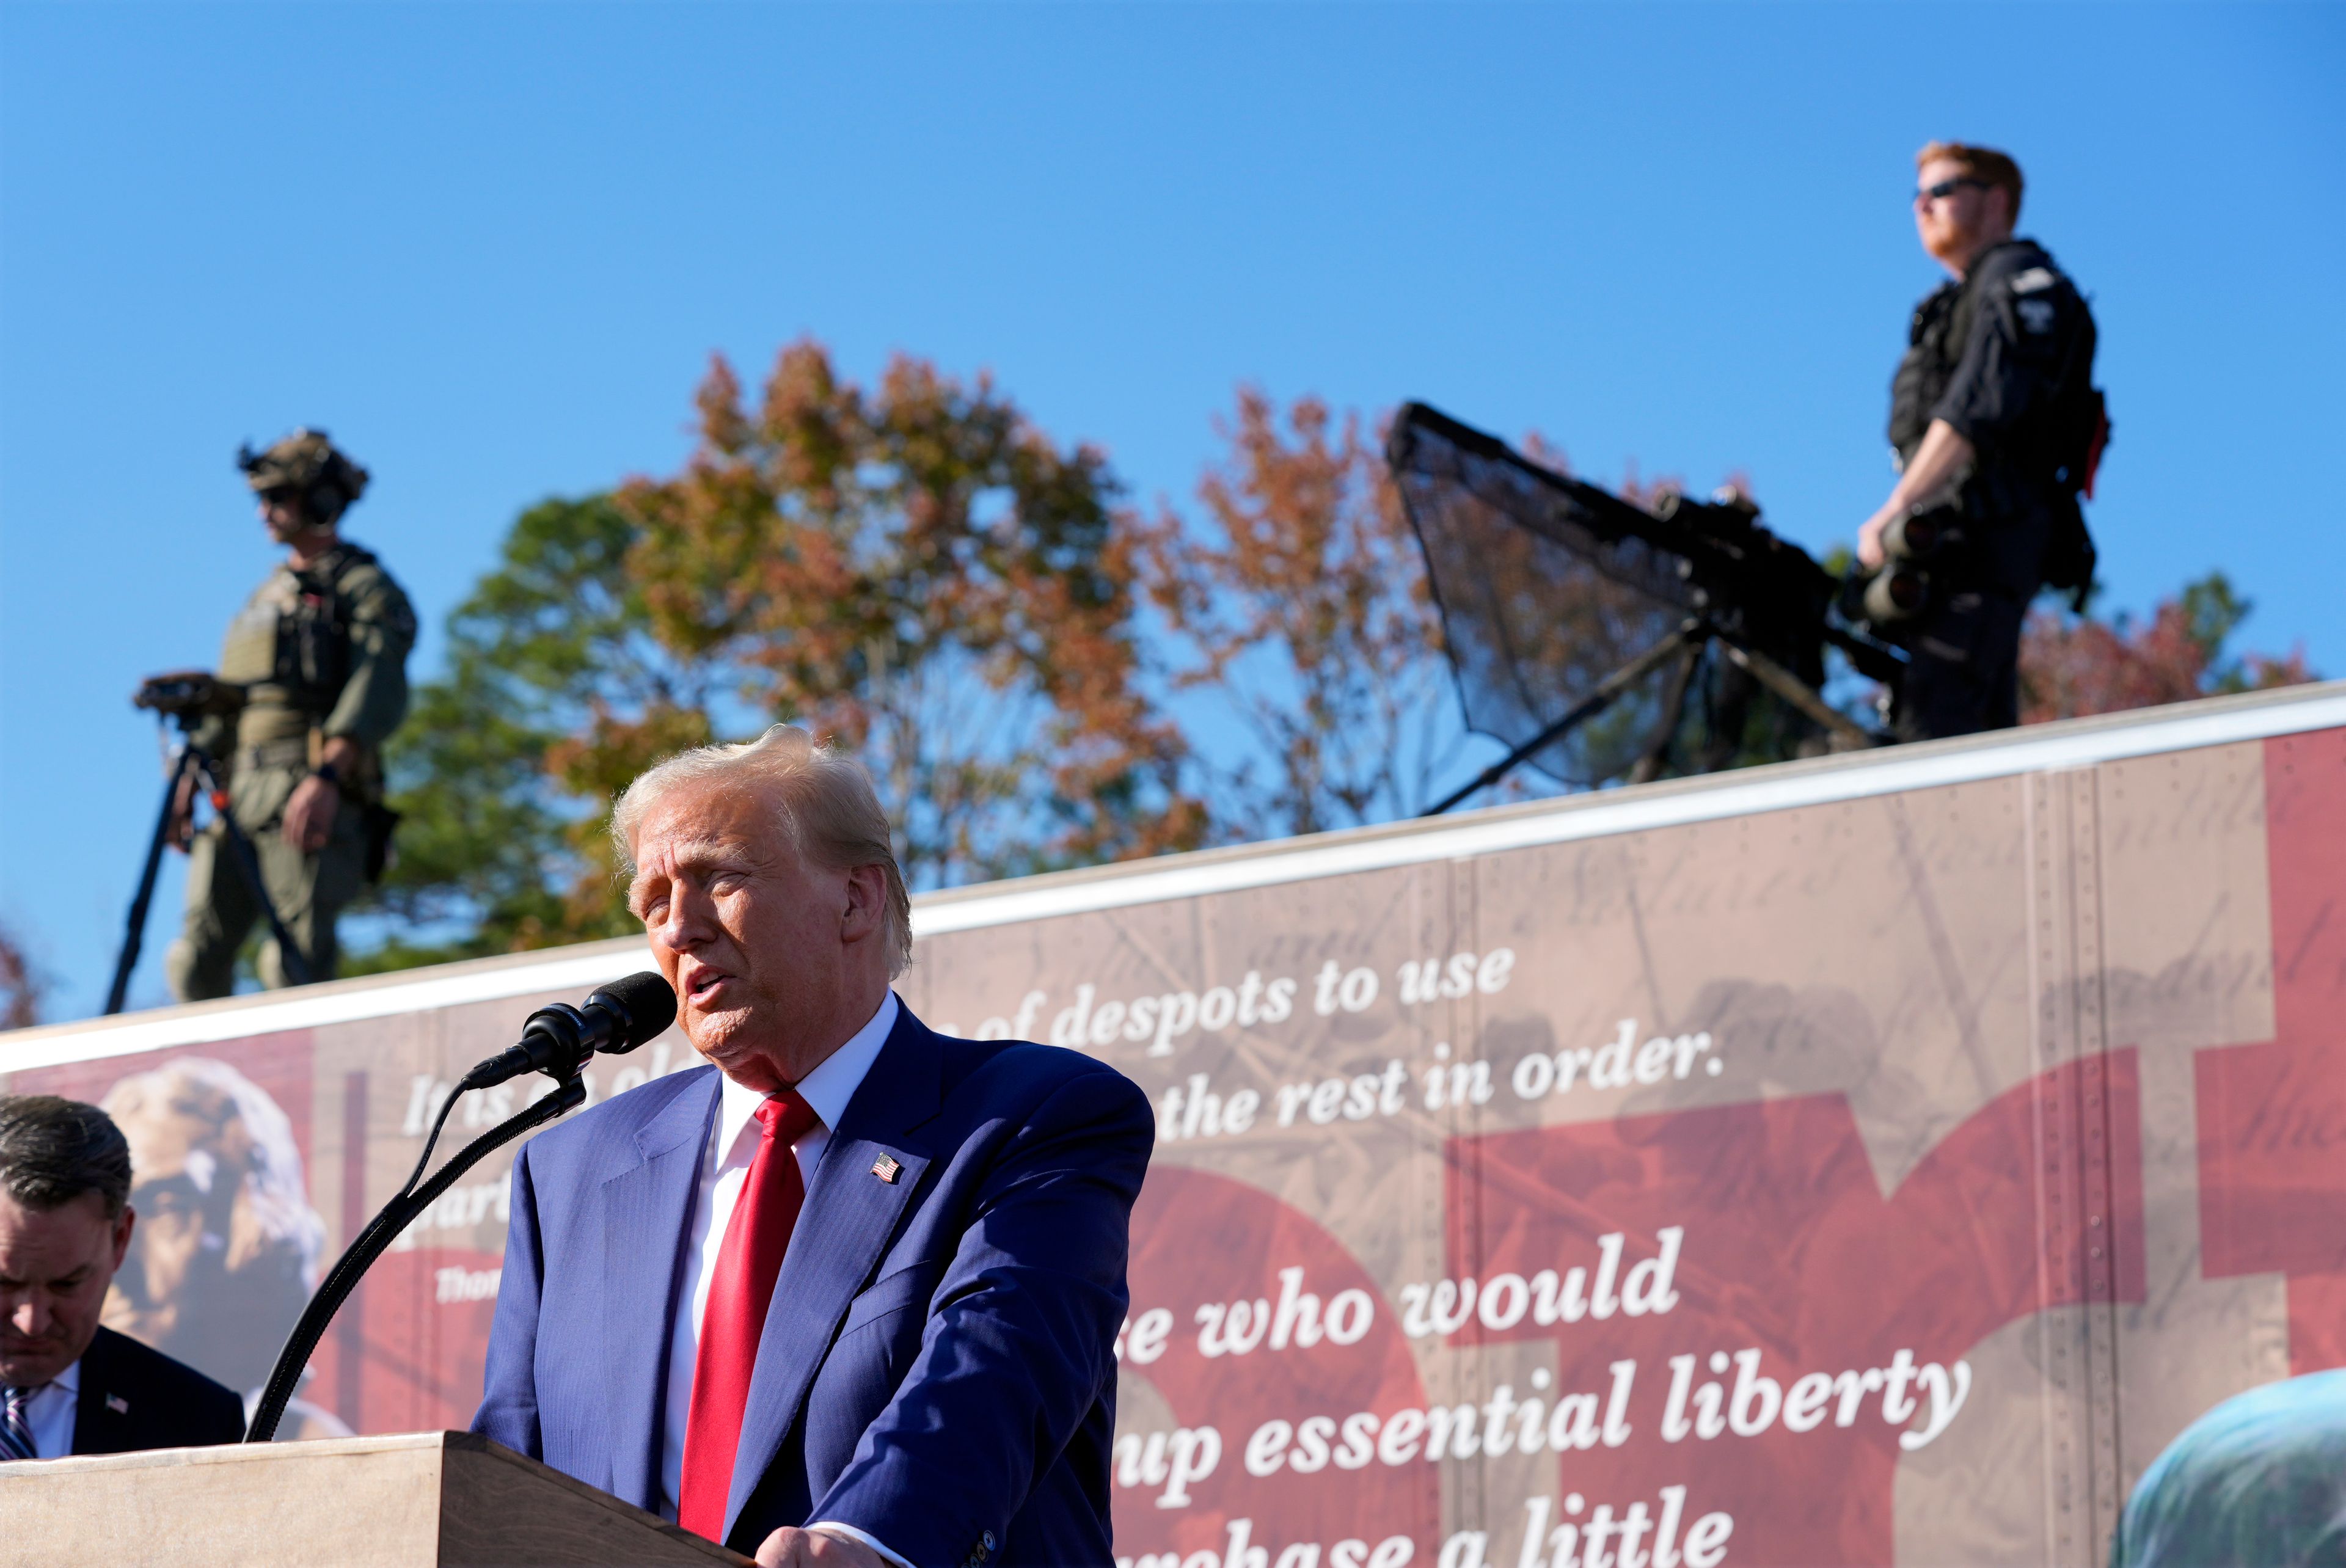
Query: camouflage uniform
166 435 415 1001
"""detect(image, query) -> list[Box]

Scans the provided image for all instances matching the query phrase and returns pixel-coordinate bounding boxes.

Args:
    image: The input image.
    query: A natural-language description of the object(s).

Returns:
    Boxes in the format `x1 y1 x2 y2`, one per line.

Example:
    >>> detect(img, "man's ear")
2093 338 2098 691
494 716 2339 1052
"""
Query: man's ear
840 863 888 944
1986 185 2015 237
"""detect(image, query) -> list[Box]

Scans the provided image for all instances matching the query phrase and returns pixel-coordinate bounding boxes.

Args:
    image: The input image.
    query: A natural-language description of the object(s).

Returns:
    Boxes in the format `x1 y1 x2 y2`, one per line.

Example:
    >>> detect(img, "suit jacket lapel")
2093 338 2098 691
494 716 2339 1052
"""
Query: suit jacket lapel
601 1068 721 1511
725 1009 940 1539
70 1327 135 1457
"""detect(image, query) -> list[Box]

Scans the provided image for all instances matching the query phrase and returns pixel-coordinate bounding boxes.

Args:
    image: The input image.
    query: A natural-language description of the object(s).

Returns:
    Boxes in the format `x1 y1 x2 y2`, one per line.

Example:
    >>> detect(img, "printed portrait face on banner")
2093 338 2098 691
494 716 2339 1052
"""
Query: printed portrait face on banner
98 1056 326 1397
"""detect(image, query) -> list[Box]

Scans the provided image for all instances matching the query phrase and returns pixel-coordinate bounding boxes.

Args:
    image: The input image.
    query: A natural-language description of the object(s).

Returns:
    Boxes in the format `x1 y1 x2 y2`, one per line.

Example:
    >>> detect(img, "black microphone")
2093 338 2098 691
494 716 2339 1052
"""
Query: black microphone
458 971 679 1091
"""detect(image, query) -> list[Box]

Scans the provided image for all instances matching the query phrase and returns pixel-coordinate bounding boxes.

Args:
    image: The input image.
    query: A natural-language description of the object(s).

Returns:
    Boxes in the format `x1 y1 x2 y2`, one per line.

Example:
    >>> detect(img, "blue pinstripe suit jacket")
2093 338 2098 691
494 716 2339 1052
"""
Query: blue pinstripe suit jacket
472 1004 1153 1566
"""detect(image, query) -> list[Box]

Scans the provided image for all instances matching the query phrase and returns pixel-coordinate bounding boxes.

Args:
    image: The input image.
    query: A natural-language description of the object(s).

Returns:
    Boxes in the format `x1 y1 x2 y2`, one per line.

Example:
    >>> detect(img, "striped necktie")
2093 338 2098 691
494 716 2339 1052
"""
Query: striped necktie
0 1385 37 1461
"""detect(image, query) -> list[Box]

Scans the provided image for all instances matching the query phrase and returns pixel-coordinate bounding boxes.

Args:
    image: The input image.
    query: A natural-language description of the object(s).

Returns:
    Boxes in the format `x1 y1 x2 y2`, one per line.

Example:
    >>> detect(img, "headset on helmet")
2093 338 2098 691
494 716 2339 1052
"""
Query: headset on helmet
237 428 370 528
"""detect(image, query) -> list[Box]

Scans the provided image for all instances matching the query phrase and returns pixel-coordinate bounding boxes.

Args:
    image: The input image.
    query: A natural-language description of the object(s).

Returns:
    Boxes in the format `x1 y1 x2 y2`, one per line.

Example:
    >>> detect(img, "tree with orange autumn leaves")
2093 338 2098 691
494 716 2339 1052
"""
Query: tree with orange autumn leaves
356 341 1207 969
1131 388 1467 837
360 358 1458 970
612 344 1202 886
2018 572 2311 723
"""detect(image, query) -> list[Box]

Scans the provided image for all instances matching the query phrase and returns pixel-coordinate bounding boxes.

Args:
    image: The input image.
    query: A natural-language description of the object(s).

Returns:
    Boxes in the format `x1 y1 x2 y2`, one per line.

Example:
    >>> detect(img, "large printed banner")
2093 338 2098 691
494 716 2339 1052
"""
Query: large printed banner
7 725 2344 1566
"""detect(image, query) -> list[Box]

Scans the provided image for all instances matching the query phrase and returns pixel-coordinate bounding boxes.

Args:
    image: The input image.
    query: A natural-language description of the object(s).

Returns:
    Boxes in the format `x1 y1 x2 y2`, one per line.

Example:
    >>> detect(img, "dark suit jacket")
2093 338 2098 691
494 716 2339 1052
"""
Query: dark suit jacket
472 1003 1154 1566
71 1324 247 1454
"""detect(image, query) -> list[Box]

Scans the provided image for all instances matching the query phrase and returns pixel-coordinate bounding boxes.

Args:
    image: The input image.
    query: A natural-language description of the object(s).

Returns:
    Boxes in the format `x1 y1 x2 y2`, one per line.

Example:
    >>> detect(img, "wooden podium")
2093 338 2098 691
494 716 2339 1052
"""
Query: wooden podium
0 1431 753 1567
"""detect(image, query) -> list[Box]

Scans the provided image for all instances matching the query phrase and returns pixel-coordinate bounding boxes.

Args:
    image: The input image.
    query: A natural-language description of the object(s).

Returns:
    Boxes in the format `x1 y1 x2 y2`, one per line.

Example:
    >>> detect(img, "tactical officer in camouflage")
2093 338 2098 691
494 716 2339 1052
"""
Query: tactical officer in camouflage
162 431 416 1001
1857 142 2105 742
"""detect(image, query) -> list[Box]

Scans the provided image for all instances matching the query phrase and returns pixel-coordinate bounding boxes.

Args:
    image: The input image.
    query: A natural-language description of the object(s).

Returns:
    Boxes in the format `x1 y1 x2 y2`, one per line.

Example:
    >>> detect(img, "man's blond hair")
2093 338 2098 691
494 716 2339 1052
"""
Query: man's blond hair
1918 140 2023 221
611 725 914 977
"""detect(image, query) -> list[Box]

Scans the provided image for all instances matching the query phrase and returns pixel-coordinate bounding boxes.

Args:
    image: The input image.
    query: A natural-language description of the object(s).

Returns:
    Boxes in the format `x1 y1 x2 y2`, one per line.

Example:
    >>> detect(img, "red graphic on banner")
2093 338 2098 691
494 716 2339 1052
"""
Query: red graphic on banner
2196 730 2346 1372
1447 1059 2146 1566
1114 1165 1439 1565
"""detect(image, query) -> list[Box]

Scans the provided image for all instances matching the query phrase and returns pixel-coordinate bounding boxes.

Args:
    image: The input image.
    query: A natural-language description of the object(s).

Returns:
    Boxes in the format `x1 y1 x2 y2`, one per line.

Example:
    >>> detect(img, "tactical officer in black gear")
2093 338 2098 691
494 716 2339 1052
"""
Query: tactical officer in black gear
1858 141 2105 742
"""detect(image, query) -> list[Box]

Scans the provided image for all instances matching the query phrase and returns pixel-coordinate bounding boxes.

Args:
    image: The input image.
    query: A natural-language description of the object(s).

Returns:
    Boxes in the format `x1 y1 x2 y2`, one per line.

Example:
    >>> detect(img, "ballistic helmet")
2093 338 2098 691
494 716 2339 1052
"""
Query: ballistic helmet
238 428 370 527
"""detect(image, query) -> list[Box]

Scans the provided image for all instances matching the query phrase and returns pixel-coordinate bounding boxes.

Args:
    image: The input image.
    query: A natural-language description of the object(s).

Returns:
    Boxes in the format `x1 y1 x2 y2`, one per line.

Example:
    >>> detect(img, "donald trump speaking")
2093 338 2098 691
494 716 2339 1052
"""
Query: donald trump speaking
472 727 1154 1566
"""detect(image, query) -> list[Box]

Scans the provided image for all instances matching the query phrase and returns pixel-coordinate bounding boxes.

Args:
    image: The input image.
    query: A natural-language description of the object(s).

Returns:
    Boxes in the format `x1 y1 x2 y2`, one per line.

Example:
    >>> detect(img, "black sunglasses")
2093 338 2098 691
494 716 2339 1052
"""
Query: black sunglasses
1915 177 1989 204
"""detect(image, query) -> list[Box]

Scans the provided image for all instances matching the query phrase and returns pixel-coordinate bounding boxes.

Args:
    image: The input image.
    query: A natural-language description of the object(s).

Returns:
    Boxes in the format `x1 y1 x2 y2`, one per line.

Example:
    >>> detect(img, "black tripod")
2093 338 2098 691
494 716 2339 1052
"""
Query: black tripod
107 718 310 1015
1424 615 1880 816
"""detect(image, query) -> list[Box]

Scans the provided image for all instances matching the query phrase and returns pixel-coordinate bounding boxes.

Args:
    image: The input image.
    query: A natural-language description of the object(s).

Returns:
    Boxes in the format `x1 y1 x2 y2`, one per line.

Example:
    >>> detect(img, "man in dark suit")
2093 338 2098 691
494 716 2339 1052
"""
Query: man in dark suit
0 1095 247 1459
473 726 1154 1567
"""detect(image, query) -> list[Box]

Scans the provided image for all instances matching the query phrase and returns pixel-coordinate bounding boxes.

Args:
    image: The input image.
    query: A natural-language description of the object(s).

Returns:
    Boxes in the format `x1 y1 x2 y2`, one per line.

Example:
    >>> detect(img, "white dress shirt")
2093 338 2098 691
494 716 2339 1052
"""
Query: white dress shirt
658 991 907 1566
12 1356 79 1458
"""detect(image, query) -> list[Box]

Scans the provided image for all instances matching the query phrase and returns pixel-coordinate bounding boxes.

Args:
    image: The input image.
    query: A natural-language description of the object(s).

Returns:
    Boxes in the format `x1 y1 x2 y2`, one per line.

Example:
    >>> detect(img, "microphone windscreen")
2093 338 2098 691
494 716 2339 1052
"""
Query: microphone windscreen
590 971 678 1052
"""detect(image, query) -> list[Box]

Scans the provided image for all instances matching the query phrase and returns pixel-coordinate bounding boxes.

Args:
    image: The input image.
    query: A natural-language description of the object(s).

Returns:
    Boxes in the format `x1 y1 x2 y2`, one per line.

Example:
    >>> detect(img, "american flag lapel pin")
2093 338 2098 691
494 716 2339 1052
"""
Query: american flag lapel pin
106 1394 129 1414
871 1154 902 1184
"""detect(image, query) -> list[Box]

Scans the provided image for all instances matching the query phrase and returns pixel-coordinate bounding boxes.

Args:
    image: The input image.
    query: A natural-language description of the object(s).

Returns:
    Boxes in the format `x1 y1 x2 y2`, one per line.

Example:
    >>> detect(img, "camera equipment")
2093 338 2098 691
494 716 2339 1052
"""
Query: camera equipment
1879 506 1946 563
1846 501 1959 626
245 972 677 1442
1387 402 1902 812
132 669 244 721
106 673 309 1015
1860 564 1929 624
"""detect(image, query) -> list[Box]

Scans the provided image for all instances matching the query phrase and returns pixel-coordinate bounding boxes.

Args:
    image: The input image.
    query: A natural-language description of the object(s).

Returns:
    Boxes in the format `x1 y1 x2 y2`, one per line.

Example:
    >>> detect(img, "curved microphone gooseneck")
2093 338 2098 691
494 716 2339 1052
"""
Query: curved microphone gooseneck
244 971 678 1443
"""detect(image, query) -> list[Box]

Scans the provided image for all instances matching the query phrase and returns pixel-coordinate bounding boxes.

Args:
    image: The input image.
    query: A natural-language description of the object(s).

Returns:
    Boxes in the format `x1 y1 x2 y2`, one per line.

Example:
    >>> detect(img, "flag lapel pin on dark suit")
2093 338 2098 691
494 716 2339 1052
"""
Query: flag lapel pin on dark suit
872 1155 901 1184
105 1394 129 1414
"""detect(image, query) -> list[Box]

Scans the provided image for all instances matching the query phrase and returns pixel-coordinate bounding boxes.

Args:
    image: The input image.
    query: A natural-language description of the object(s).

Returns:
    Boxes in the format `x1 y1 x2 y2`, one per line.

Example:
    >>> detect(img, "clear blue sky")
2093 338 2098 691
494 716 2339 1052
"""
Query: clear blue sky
3 3 2340 1021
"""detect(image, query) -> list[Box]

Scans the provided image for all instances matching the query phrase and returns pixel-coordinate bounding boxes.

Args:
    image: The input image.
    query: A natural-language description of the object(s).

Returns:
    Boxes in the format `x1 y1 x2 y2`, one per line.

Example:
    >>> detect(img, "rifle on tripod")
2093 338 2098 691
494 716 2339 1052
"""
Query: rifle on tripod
1387 402 1906 812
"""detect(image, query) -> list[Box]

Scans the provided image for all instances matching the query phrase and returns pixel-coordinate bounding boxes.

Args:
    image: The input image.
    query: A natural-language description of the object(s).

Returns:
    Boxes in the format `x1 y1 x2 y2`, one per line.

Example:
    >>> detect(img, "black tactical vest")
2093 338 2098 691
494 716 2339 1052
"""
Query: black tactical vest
1888 241 2101 488
1888 279 1973 467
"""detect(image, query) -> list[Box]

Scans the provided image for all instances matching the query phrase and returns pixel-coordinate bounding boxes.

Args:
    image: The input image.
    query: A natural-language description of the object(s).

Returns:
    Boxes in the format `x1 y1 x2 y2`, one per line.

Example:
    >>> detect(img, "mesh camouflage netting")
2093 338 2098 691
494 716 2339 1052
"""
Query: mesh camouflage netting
1387 402 1851 789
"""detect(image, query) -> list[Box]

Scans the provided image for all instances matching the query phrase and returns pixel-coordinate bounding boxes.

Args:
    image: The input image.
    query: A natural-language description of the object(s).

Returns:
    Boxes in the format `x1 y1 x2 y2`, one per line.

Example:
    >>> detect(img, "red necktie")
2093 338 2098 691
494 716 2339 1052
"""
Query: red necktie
678 1090 822 1541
